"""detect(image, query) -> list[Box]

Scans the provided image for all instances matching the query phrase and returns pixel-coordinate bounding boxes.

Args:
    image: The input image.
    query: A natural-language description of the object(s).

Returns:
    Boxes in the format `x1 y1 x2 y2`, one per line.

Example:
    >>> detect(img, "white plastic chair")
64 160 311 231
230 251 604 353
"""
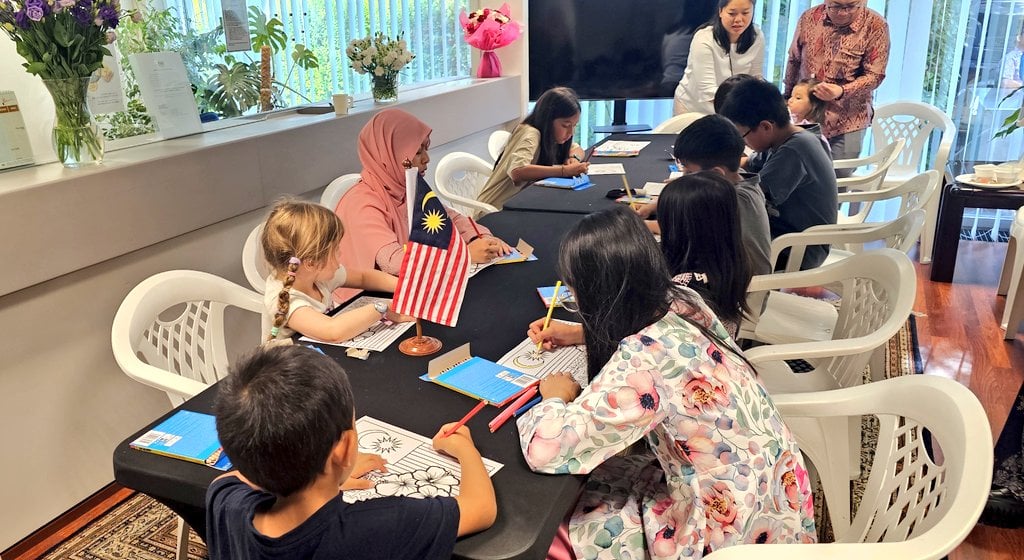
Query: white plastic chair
834 138 906 224
651 111 704 134
111 269 263 560
487 129 511 162
740 250 917 534
998 207 1024 338
770 209 926 273
434 151 500 218
242 223 271 293
703 375 991 559
836 170 941 228
320 173 361 211
871 102 956 264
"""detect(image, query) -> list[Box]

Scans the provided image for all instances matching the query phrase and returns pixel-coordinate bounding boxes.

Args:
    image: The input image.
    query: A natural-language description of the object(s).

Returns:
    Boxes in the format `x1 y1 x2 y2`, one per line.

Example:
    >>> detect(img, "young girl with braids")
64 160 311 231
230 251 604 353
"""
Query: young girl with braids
261 200 409 343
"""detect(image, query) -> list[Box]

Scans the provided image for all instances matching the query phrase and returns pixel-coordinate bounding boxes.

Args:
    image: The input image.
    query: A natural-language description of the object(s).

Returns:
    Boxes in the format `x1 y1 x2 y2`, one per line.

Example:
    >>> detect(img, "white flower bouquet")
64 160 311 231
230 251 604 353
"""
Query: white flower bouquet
345 32 415 102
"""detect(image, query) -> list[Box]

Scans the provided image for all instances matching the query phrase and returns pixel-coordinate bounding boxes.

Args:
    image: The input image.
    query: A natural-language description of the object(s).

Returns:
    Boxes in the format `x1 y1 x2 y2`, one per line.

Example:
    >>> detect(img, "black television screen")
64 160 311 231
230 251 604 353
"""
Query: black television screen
528 0 692 101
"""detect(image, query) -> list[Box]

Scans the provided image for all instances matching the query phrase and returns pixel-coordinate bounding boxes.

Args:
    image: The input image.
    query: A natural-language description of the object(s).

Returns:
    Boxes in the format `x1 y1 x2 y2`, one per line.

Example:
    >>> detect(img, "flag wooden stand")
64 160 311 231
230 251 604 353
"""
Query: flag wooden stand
399 319 442 356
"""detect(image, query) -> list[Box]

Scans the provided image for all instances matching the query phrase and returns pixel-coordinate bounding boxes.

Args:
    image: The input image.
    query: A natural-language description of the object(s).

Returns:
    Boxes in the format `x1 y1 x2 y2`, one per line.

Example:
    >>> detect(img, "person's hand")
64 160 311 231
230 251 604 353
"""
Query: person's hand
468 236 503 263
339 452 388 490
811 82 844 101
528 318 584 350
489 235 513 257
635 201 656 219
539 371 582 402
562 161 589 177
432 424 480 461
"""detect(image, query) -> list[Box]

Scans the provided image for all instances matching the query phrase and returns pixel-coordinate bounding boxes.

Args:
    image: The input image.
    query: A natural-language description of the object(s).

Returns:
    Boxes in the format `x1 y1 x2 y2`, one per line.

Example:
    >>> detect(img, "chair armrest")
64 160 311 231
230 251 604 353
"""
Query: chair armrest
744 337 873 363
122 362 210 400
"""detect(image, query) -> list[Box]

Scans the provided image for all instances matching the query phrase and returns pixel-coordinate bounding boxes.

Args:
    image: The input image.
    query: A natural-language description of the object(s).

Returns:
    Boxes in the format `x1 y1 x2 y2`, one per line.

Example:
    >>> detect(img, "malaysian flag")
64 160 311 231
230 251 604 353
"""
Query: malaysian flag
392 173 470 327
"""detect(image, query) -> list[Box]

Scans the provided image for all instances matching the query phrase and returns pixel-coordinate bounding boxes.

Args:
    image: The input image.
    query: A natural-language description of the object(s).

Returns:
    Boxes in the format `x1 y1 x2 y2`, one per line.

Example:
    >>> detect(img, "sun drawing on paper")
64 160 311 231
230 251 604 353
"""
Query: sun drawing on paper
359 431 403 455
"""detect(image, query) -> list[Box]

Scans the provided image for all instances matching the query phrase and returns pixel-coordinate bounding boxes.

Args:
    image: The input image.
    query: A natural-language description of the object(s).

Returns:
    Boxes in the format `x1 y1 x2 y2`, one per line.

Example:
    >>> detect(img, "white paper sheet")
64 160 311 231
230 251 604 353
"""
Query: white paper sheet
467 247 537 278
300 296 415 352
641 182 667 197
221 0 252 52
0 91 33 170
586 163 626 175
87 48 126 114
129 52 203 139
343 416 503 503
593 140 651 156
497 331 588 388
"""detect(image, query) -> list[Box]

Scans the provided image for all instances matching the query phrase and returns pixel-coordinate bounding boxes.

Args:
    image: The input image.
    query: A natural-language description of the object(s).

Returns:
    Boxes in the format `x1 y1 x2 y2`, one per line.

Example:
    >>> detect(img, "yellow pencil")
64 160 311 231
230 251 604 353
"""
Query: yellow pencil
538 280 562 351
621 175 636 209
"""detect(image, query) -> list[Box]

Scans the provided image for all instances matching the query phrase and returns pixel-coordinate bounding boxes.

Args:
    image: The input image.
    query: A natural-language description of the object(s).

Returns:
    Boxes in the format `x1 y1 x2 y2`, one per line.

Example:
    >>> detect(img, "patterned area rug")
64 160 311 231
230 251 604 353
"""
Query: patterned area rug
40 493 207 560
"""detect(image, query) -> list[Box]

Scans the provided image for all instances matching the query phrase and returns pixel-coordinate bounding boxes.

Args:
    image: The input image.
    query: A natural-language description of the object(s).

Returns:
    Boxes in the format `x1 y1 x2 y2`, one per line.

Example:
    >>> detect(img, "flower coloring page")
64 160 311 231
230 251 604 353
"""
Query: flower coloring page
342 416 503 503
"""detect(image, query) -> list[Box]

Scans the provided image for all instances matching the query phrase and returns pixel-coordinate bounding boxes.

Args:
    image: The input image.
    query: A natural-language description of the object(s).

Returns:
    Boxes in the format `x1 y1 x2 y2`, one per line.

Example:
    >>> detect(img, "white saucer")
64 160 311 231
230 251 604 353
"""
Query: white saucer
955 173 1024 190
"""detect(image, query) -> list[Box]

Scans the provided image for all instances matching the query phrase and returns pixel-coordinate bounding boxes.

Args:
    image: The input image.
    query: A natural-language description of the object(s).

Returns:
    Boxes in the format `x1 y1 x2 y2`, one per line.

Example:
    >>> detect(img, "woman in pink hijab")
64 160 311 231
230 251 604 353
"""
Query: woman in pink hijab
335 109 510 301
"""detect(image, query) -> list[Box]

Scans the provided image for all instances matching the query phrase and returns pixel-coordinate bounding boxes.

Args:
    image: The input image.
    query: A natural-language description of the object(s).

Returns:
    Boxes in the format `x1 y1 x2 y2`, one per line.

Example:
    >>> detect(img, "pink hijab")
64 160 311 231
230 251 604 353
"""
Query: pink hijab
336 109 431 274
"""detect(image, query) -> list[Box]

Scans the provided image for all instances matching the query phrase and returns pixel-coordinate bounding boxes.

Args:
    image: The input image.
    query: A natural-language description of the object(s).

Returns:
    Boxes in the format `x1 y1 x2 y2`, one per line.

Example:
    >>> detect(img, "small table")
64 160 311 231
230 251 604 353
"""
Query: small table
930 163 1024 282
113 211 587 560
501 133 676 214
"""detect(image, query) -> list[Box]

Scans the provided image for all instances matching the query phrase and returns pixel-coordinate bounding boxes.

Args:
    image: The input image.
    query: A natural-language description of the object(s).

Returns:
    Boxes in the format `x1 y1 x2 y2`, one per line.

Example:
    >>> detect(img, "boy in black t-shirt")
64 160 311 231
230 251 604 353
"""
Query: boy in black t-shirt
206 345 496 560
719 78 838 270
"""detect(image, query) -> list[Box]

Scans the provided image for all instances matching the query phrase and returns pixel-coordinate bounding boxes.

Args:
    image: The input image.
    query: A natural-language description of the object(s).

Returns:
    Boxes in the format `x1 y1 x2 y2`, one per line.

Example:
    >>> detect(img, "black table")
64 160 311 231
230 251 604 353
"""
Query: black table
931 163 1024 282
501 133 676 214
113 211 587 560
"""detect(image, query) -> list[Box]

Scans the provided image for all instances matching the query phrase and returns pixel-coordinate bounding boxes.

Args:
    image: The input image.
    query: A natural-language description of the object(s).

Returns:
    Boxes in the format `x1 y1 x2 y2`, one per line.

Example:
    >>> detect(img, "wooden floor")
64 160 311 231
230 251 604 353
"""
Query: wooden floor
919 241 1024 559
4 240 1024 559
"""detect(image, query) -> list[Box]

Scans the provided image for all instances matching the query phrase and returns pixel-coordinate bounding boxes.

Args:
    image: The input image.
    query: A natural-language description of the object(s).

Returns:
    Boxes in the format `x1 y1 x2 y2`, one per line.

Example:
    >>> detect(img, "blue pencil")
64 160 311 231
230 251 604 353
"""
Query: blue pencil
513 396 543 418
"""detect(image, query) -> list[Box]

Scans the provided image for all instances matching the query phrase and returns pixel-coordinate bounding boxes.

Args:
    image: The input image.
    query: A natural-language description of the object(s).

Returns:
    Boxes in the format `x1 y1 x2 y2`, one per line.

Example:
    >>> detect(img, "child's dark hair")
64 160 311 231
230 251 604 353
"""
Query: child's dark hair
519 86 580 167
793 78 827 124
712 73 758 114
215 345 355 497
656 171 752 325
673 115 746 172
718 78 791 128
261 200 345 341
709 0 758 54
557 206 753 380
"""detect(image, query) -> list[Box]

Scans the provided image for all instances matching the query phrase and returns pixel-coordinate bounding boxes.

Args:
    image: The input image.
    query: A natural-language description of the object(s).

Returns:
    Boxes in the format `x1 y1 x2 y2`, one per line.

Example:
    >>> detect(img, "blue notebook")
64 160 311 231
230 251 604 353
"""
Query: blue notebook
130 410 233 470
535 173 593 190
420 345 538 407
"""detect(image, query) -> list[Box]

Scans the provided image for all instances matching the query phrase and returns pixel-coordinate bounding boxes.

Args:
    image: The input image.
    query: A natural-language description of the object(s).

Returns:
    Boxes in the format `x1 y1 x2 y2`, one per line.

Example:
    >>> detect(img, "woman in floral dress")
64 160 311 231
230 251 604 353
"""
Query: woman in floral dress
519 207 815 559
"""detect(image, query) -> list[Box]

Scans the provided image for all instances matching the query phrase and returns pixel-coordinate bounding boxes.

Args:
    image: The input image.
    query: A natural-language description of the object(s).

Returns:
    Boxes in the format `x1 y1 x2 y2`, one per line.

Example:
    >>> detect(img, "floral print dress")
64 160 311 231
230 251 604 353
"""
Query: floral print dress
517 292 816 559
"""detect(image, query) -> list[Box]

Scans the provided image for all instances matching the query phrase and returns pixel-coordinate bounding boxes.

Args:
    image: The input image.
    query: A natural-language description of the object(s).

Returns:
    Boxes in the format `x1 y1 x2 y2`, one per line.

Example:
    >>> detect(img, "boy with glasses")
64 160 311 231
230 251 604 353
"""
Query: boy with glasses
783 0 890 177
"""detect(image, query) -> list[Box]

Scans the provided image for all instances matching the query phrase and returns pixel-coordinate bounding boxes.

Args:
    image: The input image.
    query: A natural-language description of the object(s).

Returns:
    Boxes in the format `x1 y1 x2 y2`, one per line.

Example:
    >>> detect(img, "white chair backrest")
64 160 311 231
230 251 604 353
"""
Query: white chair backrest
703 375 991 560
487 130 511 162
651 112 704 134
837 170 941 225
320 173 361 211
434 151 500 218
746 249 917 389
111 270 264 406
242 223 271 293
834 137 907 192
872 101 956 177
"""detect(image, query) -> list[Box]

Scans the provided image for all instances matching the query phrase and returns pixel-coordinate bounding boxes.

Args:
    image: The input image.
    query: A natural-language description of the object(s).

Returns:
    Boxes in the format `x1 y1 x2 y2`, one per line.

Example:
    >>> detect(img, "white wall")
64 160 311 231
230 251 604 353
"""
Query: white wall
0 76 524 550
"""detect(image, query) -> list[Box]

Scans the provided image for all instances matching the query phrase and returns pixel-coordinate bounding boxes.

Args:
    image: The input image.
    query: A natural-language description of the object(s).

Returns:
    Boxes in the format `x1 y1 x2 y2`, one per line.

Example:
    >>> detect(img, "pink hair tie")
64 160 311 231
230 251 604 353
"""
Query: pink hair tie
288 257 302 265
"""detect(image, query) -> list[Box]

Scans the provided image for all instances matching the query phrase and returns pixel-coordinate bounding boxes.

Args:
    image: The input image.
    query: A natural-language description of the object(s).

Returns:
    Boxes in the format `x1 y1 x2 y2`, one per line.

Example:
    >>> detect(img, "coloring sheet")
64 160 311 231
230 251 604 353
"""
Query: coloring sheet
343 416 503 503
300 296 414 352
468 248 537 278
497 332 588 388
585 163 626 175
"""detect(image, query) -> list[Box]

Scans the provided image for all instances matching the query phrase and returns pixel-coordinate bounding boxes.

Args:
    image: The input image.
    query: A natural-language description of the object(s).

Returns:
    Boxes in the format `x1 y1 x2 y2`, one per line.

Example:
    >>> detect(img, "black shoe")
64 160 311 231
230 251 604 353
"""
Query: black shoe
979 486 1024 528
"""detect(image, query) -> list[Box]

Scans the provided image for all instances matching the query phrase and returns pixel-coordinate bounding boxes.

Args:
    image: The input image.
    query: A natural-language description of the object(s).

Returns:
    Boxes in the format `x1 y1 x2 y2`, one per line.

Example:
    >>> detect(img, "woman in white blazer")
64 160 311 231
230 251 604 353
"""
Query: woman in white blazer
674 0 764 115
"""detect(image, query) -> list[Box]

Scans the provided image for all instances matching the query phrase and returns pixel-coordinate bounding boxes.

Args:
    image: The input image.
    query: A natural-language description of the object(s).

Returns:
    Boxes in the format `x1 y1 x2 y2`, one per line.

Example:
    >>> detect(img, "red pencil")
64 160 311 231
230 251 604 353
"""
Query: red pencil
469 217 483 239
442 400 489 438
489 386 539 433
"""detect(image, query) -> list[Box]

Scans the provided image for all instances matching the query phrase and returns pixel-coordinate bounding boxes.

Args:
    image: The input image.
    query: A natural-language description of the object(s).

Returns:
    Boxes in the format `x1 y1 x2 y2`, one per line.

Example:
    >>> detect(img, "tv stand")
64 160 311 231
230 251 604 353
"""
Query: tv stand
593 99 651 133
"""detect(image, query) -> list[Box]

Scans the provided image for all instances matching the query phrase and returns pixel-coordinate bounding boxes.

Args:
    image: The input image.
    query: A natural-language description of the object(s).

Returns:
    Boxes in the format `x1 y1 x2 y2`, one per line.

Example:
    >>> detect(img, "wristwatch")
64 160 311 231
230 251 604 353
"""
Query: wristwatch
372 301 388 319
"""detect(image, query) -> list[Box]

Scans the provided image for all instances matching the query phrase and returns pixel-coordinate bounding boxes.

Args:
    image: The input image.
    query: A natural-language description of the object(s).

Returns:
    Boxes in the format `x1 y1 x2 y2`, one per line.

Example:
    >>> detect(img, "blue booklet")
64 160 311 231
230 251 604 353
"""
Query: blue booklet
420 344 537 407
537 285 575 307
534 173 593 190
130 410 233 470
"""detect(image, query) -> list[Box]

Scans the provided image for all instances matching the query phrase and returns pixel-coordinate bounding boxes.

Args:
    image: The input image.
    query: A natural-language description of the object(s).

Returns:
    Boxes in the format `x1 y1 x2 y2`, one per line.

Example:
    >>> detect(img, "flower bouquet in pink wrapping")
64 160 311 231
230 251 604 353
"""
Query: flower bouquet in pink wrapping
459 3 521 78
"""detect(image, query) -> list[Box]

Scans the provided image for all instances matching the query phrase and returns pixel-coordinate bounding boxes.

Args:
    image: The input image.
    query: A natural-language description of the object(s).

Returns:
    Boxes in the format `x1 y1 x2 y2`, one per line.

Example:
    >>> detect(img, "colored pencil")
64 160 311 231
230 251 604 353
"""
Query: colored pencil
489 386 539 433
469 217 483 239
442 399 488 438
537 280 562 351
513 395 543 418
621 175 636 208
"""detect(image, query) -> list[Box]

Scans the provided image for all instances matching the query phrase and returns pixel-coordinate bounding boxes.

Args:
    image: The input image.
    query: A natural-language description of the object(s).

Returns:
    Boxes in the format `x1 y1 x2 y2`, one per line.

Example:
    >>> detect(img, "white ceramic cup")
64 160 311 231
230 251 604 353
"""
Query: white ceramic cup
974 164 998 181
332 93 352 116
997 162 1023 183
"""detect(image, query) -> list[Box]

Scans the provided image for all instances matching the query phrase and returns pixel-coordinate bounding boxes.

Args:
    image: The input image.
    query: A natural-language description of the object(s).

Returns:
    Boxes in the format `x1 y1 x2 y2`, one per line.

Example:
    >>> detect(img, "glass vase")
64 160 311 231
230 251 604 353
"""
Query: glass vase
371 73 398 104
42 77 104 168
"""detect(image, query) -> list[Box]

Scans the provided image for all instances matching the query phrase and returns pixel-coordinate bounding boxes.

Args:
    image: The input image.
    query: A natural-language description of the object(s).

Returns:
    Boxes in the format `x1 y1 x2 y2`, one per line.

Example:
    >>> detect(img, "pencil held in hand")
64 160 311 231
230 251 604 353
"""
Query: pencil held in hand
537 280 562 351
442 400 488 438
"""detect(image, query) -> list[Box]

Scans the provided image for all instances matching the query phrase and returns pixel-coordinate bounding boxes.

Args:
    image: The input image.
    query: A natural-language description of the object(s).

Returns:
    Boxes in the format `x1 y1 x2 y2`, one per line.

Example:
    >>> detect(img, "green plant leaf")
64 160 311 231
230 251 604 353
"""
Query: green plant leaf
291 43 319 69
248 6 287 53
205 60 261 117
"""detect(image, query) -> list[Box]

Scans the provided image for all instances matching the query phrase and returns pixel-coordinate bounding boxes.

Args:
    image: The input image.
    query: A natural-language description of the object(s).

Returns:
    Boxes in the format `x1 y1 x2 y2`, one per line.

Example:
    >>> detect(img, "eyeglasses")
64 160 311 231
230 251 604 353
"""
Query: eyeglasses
826 2 861 13
740 127 754 139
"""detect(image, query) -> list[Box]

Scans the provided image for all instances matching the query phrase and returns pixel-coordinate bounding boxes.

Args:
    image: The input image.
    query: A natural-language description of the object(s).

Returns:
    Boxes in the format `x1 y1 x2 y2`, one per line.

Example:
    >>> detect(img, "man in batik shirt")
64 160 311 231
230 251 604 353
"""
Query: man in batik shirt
784 0 889 177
